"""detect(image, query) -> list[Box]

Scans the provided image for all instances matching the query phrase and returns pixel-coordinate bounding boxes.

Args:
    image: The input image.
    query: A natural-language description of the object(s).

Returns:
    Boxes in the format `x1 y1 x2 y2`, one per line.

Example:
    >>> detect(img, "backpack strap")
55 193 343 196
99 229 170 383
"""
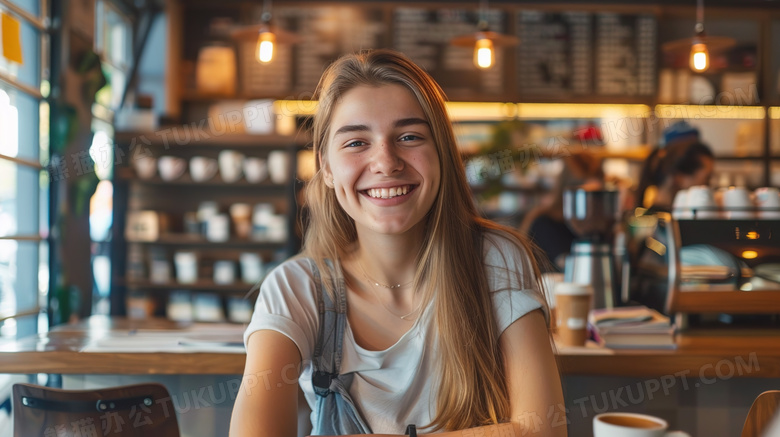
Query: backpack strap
309 258 348 396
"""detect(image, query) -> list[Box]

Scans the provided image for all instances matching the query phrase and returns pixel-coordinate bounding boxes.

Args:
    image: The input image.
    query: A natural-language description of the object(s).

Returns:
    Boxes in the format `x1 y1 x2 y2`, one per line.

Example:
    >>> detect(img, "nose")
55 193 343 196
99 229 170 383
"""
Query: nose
369 141 403 175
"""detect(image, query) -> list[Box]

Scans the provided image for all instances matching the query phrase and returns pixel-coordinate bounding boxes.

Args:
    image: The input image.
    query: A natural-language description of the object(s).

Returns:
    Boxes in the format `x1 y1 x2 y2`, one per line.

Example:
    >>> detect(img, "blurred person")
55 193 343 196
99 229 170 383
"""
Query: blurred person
636 122 714 212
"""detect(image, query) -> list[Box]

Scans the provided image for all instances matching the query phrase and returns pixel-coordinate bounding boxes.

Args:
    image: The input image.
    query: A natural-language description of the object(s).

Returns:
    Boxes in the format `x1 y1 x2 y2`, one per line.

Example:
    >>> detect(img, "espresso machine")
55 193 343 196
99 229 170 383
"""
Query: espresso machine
562 188 621 309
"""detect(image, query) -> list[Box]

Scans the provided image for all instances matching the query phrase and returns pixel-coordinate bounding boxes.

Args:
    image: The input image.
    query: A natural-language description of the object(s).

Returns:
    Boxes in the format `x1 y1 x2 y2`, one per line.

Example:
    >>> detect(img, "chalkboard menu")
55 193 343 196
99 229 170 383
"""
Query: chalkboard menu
516 10 656 98
516 11 592 97
393 8 507 97
595 13 656 96
217 4 659 101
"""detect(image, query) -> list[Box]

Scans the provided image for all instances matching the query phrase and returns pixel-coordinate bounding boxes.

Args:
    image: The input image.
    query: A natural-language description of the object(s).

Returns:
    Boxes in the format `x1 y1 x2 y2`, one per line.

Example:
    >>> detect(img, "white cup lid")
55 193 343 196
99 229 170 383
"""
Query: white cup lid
553 282 593 295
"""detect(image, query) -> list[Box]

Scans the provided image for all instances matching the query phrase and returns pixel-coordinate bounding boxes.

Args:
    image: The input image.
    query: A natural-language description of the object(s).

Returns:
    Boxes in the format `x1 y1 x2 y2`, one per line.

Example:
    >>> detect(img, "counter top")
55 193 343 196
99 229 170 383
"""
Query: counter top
1 317 779 377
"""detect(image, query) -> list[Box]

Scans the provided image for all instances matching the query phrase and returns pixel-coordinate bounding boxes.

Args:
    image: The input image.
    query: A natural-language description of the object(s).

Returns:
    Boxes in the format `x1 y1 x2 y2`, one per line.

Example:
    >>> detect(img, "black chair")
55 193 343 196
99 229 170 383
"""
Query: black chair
13 382 180 437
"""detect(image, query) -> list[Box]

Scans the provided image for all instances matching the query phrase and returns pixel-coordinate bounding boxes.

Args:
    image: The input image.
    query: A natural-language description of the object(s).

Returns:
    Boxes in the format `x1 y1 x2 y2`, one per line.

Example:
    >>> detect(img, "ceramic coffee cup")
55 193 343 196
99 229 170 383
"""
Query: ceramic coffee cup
190 156 218 182
594 413 690 437
672 189 692 220
158 156 187 181
686 185 717 219
268 151 289 184
755 187 780 219
218 150 245 183
721 186 753 219
133 156 157 179
243 157 268 183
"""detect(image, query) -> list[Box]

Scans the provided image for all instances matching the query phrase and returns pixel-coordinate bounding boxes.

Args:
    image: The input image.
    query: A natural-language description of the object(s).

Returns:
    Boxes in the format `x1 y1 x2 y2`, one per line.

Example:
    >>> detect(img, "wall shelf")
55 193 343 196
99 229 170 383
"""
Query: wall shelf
120 279 256 293
126 234 287 248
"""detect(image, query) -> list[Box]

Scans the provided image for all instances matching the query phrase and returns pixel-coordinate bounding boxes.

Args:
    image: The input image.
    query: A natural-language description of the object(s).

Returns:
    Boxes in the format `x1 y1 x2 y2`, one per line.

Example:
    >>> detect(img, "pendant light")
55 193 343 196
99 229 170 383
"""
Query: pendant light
231 0 300 64
662 0 734 73
450 0 518 70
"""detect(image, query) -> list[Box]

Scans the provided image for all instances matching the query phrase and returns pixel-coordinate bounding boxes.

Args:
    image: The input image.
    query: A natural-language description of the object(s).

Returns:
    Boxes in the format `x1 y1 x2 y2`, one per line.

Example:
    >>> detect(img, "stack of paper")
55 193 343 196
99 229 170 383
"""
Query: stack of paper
589 306 676 349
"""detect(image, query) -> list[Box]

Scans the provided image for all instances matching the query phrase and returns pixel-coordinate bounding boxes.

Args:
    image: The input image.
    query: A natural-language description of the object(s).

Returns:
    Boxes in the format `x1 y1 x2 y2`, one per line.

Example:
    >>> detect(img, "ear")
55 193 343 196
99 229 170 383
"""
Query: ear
319 150 333 188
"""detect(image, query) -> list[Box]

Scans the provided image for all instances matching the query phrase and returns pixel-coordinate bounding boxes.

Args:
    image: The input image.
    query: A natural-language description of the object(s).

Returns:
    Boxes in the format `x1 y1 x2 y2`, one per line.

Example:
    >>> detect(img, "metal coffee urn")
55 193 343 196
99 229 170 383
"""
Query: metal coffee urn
562 188 620 309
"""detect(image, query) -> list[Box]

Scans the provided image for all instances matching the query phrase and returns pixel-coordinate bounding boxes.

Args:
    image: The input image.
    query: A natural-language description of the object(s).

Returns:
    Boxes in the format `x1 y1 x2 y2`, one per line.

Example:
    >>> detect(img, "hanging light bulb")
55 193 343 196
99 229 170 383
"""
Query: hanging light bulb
474 37 494 69
689 42 709 72
256 30 275 63
450 1 518 70
663 0 733 74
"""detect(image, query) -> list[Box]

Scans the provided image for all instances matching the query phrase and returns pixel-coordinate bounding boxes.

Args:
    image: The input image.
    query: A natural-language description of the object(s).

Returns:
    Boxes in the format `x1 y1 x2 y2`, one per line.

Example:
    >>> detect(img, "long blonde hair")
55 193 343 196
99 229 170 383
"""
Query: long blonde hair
302 49 546 431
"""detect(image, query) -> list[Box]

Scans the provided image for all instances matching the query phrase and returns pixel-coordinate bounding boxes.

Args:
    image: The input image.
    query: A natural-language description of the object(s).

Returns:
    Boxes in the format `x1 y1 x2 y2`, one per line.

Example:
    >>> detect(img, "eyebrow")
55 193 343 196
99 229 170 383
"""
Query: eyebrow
332 117 429 137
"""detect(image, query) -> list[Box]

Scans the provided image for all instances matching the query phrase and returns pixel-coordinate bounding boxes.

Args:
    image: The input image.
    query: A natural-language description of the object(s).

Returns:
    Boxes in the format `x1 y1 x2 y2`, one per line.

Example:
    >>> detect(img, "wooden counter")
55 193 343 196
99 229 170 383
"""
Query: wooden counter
1 317 779 377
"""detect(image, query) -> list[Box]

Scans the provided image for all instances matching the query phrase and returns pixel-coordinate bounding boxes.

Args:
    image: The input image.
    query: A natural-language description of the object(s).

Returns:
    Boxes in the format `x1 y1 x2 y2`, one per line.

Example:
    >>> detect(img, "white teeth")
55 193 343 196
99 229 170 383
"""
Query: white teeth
366 185 411 199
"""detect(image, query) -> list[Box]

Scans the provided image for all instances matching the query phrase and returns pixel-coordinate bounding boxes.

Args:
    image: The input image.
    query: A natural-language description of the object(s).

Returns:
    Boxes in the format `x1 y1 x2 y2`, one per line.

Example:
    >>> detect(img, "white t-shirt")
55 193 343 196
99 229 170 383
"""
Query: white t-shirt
244 232 547 434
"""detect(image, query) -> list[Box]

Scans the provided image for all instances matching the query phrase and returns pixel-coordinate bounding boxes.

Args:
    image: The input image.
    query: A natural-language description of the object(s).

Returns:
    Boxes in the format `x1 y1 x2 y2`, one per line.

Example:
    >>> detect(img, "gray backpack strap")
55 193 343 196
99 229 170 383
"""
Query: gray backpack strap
308 258 372 435
310 258 347 393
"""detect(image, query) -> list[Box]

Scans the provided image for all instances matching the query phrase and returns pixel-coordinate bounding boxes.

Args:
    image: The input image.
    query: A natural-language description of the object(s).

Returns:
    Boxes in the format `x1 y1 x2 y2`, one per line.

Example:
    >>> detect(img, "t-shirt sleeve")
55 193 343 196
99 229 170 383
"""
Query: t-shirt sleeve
243 258 319 363
484 233 549 335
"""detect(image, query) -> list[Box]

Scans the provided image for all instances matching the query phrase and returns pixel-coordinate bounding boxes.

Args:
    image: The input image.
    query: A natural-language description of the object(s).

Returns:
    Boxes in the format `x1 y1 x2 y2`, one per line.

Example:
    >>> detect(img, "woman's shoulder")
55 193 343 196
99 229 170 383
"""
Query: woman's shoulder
259 256 318 299
481 228 538 291
482 228 529 263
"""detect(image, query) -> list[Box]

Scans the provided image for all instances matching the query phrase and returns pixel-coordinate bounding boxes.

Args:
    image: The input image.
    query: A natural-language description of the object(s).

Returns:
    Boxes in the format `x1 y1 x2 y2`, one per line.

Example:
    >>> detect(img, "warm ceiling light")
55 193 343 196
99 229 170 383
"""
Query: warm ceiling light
230 0 300 65
451 0 518 70
661 0 734 73
690 42 709 72
474 37 494 69
256 30 275 63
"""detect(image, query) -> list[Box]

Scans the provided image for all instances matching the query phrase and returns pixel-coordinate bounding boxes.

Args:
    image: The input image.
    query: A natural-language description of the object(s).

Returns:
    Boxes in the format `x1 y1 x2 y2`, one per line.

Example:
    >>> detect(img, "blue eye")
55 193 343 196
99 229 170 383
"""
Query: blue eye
399 135 421 142
345 140 365 148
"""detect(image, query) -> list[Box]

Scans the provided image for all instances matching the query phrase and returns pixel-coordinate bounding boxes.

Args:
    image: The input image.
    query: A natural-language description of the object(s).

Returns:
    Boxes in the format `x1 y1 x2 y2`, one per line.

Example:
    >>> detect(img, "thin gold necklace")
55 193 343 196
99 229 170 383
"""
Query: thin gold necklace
357 261 419 320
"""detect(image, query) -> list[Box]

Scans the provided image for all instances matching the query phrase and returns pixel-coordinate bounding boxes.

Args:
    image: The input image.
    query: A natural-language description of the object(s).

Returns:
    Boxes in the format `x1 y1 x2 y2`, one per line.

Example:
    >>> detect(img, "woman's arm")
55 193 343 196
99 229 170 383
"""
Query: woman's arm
499 308 566 436
229 329 302 437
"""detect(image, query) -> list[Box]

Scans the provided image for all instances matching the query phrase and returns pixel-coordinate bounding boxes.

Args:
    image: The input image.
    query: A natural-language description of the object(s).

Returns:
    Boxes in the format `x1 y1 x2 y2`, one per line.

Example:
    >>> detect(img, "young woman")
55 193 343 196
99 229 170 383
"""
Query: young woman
229 49 565 437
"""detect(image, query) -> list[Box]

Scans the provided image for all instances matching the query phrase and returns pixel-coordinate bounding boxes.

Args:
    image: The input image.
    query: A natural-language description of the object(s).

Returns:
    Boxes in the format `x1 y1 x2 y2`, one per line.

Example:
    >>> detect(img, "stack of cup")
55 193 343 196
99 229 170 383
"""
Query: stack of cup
755 187 780 219
553 283 593 347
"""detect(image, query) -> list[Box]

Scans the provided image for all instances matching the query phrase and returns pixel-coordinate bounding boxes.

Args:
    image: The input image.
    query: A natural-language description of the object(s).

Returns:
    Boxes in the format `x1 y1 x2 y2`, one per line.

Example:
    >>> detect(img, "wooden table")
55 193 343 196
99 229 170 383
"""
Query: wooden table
1 316 780 377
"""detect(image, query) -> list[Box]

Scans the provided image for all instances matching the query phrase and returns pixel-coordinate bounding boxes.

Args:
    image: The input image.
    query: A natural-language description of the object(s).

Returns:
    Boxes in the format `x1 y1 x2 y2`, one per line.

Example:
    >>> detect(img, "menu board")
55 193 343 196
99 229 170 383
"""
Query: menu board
393 8 507 96
595 13 656 96
232 5 658 101
516 11 592 96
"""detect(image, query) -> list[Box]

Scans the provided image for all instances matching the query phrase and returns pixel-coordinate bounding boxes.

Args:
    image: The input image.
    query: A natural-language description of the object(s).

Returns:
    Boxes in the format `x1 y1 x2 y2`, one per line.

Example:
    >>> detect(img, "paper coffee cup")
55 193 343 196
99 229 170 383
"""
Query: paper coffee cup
553 283 592 347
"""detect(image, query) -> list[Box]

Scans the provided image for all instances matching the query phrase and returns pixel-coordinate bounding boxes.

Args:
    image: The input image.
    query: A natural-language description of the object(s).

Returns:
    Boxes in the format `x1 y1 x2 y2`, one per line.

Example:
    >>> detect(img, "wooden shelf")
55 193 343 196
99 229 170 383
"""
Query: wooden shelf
114 130 310 148
126 234 288 248
120 279 256 293
116 167 290 188
469 184 548 195
714 155 780 161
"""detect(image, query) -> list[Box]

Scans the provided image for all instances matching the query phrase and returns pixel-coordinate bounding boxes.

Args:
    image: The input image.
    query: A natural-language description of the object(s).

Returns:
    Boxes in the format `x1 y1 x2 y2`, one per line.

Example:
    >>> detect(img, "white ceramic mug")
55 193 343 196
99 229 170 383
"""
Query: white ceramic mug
268 151 290 184
213 260 236 285
243 157 268 183
190 156 218 182
173 251 198 284
133 156 157 179
755 187 780 219
158 156 187 181
721 186 753 219
594 413 690 437
218 150 245 183
686 185 717 219
672 189 692 220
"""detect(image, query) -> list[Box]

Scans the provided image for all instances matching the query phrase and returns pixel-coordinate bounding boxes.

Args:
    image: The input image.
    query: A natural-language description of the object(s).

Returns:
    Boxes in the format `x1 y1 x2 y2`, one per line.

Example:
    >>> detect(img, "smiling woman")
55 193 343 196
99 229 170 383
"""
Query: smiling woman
230 49 565 437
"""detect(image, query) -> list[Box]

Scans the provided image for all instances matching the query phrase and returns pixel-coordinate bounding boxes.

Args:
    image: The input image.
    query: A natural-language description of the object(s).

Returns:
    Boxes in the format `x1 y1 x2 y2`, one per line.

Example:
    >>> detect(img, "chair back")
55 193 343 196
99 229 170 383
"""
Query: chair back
742 390 780 437
12 382 180 437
